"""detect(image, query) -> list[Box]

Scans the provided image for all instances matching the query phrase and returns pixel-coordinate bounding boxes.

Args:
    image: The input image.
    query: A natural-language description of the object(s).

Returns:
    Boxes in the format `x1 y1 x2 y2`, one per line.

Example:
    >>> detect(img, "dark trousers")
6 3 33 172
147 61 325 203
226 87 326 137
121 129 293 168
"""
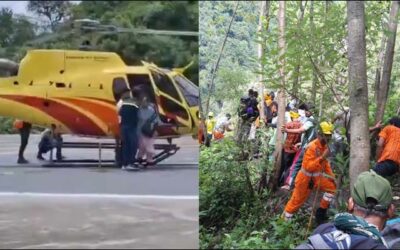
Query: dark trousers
121 126 138 166
280 151 296 186
38 136 63 160
290 147 306 188
205 133 212 147
373 160 399 177
18 126 31 159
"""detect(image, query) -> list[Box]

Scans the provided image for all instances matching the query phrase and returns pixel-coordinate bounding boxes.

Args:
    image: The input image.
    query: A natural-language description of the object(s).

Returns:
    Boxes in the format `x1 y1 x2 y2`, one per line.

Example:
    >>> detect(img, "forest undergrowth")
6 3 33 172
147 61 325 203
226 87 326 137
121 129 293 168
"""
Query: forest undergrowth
199 131 400 249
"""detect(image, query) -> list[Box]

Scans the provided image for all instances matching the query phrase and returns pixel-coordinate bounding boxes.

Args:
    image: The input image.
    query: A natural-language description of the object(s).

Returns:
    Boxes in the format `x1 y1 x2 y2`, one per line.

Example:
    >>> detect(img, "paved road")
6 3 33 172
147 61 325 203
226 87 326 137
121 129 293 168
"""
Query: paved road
0 134 199 249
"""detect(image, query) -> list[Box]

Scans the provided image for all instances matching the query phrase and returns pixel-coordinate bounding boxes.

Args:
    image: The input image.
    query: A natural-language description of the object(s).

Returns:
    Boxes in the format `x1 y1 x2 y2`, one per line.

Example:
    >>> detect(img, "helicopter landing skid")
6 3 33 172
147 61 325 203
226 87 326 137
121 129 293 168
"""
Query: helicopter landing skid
43 141 180 167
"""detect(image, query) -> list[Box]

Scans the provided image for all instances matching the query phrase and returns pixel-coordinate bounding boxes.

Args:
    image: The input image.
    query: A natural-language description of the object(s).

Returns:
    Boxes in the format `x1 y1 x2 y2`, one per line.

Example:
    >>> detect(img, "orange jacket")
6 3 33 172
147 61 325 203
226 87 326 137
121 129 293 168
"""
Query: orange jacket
378 125 400 165
301 138 333 176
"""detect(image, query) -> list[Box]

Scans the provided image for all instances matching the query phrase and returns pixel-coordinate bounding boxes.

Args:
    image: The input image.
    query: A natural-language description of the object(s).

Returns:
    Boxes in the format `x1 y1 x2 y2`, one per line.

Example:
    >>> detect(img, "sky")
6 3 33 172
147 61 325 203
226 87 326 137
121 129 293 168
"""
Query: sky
0 1 81 16
0 1 29 15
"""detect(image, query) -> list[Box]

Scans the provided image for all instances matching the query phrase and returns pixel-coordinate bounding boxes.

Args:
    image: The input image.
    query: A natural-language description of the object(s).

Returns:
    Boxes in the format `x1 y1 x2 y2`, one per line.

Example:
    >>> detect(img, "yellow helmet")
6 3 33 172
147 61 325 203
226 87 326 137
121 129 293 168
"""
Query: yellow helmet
289 111 300 119
320 121 334 135
208 112 214 117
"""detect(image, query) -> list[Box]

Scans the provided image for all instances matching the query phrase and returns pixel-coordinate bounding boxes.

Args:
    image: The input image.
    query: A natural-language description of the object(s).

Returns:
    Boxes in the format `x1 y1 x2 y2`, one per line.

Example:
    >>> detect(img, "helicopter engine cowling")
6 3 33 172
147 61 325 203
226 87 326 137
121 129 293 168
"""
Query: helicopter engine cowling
0 59 19 75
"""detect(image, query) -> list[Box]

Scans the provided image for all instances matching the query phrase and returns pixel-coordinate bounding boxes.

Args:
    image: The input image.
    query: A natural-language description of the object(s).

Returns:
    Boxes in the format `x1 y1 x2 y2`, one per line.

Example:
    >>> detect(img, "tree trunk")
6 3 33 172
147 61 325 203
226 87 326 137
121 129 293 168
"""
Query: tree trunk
319 90 324 118
292 1 307 98
258 1 271 122
204 1 240 135
347 1 371 188
269 1 286 191
374 33 387 104
375 1 399 123
310 1 318 105
311 71 318 105
257 1 272 194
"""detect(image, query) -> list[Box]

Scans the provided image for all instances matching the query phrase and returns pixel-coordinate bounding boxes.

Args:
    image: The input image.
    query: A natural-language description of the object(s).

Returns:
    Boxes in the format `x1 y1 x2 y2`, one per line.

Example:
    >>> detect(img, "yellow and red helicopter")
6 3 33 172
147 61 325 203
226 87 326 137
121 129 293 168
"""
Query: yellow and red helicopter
0 19 199 164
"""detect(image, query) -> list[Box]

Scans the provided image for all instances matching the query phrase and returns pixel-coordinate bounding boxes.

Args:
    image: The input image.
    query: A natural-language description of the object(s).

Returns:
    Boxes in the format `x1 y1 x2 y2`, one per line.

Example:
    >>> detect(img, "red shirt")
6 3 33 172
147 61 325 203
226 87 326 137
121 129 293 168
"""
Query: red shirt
284 120 302 153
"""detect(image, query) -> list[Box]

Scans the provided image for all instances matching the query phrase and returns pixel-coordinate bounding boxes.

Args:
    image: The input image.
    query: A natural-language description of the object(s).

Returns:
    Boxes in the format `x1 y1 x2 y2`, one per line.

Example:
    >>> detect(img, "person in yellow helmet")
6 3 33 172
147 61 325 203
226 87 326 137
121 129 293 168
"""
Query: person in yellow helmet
283 121 336 225
205 112 216 147
279 111 302 186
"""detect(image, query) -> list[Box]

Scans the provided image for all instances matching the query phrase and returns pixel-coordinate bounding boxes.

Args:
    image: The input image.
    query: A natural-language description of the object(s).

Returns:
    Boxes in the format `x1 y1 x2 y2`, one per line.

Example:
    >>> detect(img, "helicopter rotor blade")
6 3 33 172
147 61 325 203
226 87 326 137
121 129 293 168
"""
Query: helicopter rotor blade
80 25 198 37
26 30 75 46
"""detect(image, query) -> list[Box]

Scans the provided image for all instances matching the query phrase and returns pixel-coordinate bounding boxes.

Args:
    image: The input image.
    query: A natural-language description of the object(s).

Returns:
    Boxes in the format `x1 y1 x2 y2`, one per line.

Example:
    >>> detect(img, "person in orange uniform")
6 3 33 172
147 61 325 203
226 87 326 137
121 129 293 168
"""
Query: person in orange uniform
283 121 336 225
373 116 400 177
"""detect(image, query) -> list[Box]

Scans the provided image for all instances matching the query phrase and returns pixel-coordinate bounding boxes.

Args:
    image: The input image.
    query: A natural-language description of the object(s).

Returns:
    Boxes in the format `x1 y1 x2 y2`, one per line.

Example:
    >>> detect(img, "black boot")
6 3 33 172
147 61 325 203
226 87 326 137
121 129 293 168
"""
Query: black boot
37 152 45 161
17 157 28 164
315 208 328 225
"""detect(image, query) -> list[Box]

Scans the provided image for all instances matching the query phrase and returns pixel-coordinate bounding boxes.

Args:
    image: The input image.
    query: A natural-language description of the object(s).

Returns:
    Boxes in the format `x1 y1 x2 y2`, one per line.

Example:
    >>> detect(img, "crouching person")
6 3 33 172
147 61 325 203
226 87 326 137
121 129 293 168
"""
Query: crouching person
296 170 395 249
37 124 63 161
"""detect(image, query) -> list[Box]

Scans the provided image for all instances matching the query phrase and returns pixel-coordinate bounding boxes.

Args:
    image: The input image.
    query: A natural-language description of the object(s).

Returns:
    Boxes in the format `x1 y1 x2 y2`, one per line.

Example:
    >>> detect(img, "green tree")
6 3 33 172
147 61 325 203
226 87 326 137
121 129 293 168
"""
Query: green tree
27 0 72 31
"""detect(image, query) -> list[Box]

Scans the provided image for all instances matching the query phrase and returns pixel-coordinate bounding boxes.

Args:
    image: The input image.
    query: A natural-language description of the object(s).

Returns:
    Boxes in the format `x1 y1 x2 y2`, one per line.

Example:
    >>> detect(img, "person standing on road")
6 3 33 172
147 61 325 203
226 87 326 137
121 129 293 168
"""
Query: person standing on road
119 89 140 171
14 119 32 164
137 95 159 167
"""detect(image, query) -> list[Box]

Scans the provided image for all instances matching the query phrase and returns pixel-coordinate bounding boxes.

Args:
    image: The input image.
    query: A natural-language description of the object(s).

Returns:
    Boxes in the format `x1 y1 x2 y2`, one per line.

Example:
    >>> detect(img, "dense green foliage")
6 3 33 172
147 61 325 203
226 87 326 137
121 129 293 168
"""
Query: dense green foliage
200 1 400 122
200 138 310 249
200 1 400 249
199 1 258 114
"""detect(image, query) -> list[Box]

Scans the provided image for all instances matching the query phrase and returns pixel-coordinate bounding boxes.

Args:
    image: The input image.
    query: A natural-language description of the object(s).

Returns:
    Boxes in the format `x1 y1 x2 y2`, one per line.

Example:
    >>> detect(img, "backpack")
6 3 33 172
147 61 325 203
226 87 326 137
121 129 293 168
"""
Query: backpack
296 225 382 249
382 218 400 249
141 111 158 137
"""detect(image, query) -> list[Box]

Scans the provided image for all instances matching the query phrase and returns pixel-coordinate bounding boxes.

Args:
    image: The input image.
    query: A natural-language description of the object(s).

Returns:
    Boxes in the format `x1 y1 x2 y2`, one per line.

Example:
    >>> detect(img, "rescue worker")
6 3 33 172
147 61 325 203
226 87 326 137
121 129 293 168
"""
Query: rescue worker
14 119 32 164
283 122 336 225
119 89 140 171
373 116 400 177
237 90 259 142
282 103 317 188
279 111 302 186
213 113 232 140
296 170 395 249
37 124 63 161
205 112 216 147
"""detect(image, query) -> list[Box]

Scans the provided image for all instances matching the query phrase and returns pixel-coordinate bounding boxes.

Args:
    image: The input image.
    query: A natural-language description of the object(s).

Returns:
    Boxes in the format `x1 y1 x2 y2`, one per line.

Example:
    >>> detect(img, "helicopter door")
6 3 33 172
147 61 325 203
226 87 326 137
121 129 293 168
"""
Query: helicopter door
149 69 192 132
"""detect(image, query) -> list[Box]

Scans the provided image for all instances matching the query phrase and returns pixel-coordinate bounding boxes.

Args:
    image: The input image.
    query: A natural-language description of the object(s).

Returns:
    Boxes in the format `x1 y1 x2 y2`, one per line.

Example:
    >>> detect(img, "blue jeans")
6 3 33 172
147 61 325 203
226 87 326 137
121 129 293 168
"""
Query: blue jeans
121 126 138 166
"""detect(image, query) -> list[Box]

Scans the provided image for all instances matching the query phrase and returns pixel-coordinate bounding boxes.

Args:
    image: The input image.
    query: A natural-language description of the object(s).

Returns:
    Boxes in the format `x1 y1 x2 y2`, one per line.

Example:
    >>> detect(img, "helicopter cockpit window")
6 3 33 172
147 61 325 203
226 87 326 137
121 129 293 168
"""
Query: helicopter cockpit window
173 75 199 107
112 77 129 102
150 70 182 102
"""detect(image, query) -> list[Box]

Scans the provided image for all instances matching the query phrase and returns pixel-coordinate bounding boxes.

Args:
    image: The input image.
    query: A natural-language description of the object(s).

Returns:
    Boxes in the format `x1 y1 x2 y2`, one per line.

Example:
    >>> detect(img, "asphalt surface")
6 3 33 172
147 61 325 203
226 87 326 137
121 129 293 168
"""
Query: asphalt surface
0 134 199 249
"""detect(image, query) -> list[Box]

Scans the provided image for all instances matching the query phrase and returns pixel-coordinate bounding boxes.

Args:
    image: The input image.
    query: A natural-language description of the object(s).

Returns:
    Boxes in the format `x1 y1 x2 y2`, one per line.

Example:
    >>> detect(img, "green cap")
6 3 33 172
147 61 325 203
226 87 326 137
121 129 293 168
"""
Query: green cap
351 170 392 211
